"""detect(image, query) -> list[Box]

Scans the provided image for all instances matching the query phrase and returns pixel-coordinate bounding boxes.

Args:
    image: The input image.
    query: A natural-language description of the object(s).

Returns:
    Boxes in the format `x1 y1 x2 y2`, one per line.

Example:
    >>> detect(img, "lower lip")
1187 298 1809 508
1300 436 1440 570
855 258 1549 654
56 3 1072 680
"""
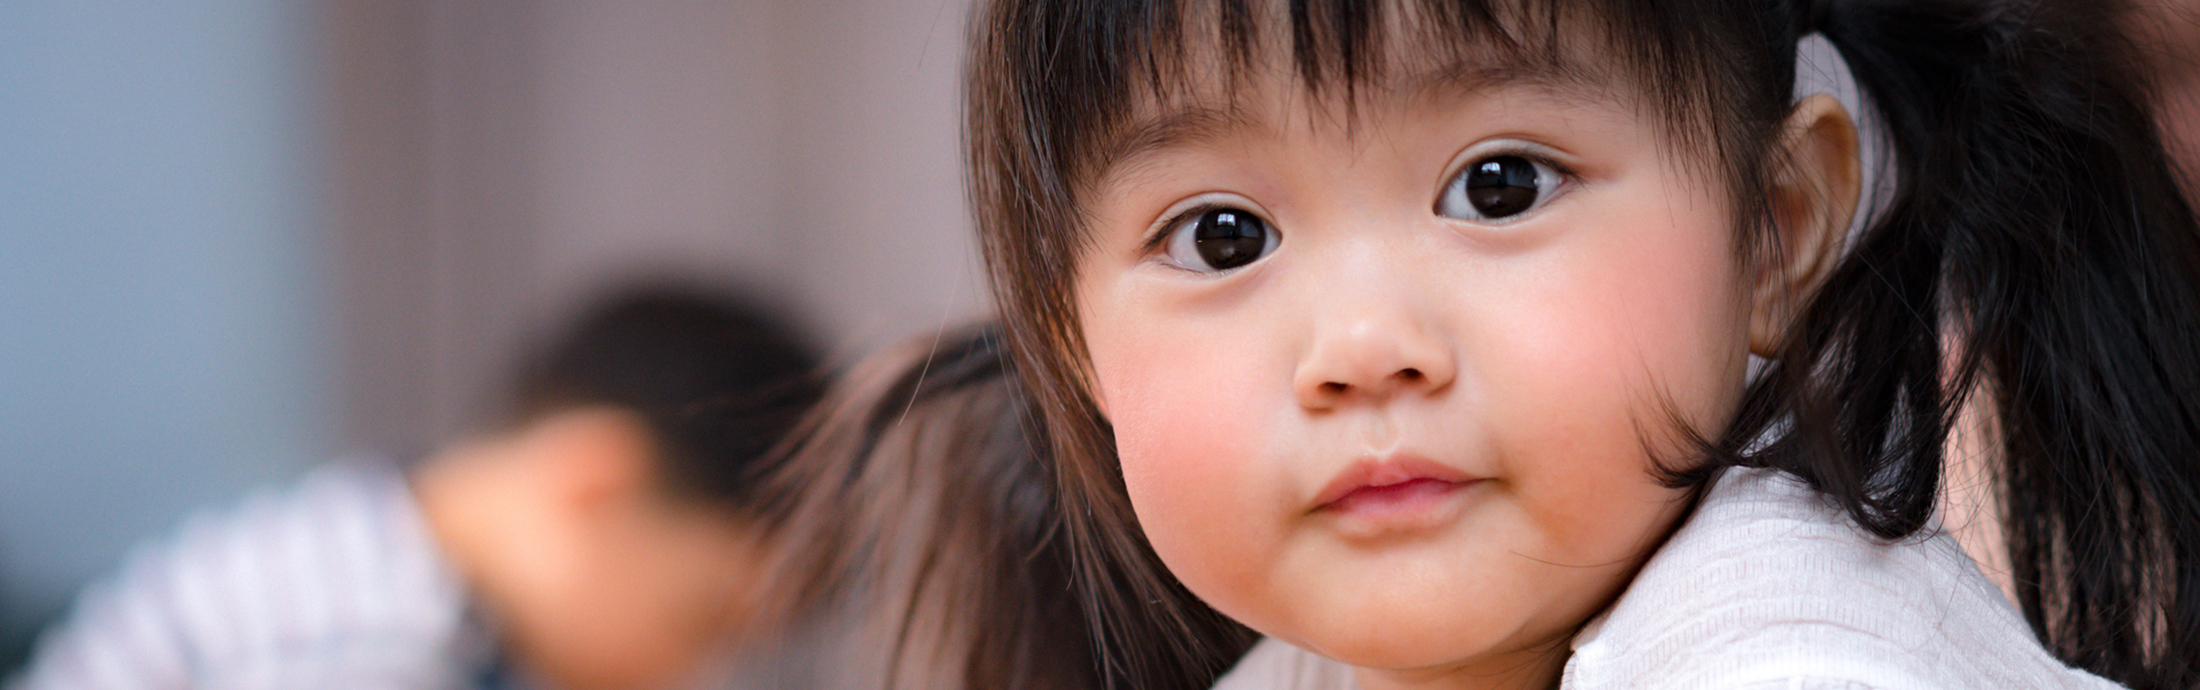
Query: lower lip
1318 478 1475 534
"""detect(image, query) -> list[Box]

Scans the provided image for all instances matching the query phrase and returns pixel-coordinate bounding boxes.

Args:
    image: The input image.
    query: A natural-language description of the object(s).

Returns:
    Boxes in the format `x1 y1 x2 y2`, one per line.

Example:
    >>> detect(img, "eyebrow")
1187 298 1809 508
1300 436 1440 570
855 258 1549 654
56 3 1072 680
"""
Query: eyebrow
1089 106 1266 188
1087 61 1625 187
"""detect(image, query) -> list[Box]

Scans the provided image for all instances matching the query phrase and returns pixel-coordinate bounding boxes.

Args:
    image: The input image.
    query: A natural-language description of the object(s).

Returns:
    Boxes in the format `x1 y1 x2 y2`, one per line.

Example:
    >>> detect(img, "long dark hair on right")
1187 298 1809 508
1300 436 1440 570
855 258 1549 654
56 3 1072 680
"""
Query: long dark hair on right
1708 2 2200 686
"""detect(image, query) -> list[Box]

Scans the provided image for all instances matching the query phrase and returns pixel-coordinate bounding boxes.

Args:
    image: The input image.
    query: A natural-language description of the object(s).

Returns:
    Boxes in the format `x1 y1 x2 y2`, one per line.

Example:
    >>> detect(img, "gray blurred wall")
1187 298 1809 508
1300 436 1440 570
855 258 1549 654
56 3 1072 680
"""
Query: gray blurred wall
335 0 984 448
2 0 982 669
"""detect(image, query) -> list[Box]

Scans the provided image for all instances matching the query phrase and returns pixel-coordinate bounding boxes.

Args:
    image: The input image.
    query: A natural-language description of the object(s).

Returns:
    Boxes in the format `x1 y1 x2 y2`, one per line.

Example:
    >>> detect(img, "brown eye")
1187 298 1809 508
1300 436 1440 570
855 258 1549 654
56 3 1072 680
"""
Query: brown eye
1437 155 1561 221
1165 207 1278 272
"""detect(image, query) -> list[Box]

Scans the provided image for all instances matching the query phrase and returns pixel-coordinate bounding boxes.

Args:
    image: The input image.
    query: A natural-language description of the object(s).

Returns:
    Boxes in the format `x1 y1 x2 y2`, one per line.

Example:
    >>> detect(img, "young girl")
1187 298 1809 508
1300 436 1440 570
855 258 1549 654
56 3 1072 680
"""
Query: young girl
963 0 2200 688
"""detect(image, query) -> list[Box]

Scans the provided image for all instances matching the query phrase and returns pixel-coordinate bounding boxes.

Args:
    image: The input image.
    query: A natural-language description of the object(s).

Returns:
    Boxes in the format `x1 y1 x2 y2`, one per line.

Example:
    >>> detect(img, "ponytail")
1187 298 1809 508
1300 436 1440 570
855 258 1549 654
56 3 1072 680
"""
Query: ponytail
1721 1 2200 685
745 324 1104 689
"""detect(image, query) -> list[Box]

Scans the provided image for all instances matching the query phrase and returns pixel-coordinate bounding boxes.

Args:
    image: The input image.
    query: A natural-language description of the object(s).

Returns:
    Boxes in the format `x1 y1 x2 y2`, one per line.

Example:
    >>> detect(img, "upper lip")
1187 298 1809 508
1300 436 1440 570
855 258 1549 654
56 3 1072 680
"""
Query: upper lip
1309 453 1480 511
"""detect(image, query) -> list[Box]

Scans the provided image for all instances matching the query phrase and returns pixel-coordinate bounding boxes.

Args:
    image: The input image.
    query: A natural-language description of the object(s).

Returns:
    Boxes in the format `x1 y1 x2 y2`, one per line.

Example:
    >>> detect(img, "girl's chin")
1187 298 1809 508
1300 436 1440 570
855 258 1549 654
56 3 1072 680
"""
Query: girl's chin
1283 611 1530 673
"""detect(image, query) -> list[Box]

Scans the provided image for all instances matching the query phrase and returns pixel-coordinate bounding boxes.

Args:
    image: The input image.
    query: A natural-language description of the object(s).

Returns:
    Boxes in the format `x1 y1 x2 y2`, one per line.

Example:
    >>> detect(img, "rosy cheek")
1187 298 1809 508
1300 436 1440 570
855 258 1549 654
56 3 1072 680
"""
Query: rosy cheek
1091 325 1281 599
1470 184 1745 551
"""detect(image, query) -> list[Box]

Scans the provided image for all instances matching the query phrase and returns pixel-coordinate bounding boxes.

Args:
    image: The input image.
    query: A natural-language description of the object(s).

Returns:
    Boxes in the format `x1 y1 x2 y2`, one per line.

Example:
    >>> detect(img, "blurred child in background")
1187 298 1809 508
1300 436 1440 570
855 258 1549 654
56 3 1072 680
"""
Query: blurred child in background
7 286 822 690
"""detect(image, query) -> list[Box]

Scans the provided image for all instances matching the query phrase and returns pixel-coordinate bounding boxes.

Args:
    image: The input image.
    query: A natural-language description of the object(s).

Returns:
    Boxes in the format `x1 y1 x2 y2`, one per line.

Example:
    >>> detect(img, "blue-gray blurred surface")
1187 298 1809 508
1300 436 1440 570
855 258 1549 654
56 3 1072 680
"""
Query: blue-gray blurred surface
0 0 331 667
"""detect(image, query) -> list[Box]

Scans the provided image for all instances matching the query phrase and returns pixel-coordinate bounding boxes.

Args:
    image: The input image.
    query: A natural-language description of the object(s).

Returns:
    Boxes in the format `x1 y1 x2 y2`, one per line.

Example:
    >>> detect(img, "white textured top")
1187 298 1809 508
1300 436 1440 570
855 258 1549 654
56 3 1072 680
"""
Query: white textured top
6 458 489 690
1213 468 2123 690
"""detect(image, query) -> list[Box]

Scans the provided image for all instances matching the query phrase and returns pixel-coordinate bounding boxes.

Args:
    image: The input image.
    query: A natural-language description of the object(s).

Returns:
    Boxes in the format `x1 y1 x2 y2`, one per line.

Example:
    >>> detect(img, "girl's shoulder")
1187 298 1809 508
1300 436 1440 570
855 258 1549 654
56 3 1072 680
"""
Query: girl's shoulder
1561 468 2120 690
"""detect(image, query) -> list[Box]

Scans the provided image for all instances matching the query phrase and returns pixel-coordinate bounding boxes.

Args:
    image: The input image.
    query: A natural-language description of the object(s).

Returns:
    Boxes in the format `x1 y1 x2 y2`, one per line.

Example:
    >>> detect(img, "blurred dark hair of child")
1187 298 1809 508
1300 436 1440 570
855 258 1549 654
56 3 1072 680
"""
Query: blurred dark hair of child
7 286 824 690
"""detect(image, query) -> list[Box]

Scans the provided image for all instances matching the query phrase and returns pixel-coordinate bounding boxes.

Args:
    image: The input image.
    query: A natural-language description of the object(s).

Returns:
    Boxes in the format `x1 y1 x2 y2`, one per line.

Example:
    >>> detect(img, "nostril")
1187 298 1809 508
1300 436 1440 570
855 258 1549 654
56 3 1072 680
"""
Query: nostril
1320 381 1349 395
1400 368 1424 382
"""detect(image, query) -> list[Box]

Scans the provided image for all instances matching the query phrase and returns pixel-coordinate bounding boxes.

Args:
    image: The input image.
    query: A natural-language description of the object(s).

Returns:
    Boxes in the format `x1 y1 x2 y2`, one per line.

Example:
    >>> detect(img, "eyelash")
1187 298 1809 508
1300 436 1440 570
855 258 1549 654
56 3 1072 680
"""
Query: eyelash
1140 202 1226 255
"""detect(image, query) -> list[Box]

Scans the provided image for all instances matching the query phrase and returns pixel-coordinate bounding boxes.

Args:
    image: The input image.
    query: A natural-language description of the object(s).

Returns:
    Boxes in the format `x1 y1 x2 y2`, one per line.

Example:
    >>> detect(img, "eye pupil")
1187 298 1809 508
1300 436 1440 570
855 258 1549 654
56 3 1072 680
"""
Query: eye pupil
1465 156 1540 218
1193 209 1269 270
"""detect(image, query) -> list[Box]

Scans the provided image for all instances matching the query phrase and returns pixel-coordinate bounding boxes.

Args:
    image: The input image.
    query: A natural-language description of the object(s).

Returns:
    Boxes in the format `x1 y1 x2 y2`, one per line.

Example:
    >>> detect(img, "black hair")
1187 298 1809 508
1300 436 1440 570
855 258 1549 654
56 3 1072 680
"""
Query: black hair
511 285 824 511
967 0 2200 687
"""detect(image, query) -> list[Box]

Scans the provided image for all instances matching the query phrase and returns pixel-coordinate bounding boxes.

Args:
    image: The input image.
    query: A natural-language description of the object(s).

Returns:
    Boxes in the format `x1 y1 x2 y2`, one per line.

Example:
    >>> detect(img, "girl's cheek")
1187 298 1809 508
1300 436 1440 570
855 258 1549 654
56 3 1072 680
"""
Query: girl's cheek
1470 181 1747 547
1089 316 1286 598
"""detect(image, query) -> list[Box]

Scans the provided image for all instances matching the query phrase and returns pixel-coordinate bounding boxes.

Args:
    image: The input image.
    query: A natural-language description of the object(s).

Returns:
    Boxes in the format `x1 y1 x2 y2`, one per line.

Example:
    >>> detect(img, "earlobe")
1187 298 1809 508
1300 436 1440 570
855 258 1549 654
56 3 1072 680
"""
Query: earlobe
1751 93 1861 357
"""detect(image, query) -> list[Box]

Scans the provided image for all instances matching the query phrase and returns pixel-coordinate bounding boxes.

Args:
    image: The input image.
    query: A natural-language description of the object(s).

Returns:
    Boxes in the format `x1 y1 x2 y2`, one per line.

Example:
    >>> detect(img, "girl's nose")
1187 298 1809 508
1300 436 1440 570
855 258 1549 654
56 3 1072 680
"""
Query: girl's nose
1292 304 1457 410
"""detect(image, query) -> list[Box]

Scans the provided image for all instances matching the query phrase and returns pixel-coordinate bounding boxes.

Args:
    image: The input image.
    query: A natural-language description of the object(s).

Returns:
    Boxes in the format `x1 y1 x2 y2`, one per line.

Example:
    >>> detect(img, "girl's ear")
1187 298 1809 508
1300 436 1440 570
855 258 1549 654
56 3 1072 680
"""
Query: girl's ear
1751 93 1862 357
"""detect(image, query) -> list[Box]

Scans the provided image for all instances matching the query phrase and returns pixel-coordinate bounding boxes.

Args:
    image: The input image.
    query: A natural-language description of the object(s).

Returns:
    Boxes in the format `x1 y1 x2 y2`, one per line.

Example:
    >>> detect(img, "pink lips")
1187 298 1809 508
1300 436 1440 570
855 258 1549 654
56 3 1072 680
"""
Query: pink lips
1310 455 1480 517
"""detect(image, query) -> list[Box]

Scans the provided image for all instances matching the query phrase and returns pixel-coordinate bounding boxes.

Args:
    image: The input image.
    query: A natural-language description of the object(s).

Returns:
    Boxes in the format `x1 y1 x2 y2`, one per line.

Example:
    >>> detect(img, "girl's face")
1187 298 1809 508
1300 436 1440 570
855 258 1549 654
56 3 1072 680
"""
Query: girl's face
1072 57 1758 688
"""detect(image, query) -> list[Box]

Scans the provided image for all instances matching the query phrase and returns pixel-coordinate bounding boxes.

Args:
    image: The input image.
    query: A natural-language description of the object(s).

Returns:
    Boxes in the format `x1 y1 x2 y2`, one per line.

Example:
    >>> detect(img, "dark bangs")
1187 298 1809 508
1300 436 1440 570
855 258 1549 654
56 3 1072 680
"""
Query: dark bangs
975 0 1792 232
